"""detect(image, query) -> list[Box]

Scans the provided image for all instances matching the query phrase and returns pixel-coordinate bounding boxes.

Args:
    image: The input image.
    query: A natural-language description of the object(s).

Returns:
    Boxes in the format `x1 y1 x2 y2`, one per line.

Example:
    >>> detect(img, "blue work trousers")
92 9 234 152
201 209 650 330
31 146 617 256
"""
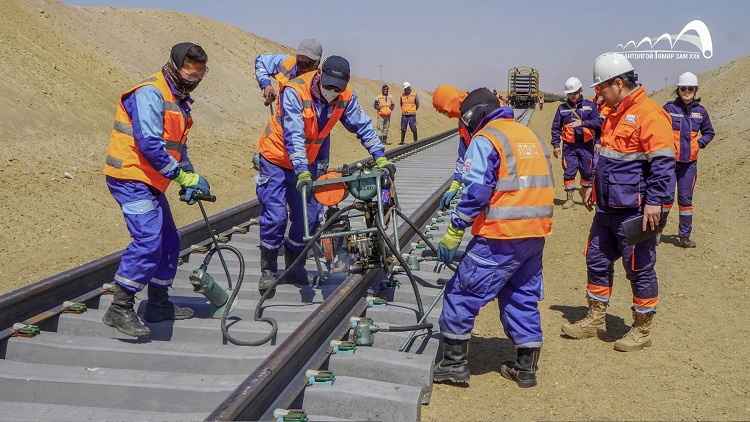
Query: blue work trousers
439 236 545 348
106 176 180 293
256 154 320 252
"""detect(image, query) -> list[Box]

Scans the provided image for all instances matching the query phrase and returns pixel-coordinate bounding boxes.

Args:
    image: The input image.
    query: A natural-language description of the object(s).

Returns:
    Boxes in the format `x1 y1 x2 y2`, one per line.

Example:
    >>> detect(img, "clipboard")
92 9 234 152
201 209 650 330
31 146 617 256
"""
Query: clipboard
621 215 660 246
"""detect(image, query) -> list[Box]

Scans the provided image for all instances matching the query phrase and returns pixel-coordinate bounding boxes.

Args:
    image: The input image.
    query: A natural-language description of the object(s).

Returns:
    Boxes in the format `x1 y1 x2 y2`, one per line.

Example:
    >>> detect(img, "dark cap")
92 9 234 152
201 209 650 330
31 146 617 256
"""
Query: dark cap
321 55 350 91
171 42 198 68
295 39 323 61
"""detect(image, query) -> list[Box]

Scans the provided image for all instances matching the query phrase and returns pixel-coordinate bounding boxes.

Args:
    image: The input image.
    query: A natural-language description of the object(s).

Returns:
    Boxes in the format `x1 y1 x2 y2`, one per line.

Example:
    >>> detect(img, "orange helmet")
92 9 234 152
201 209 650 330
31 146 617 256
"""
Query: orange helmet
432 85 468 118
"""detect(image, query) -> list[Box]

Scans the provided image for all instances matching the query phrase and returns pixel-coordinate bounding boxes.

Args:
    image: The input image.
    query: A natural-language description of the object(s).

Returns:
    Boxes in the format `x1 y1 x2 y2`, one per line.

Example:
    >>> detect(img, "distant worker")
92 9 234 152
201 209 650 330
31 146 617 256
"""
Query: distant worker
550 76 603 209
492 89 506 107
433 88 554 388
538 95 544 110
561 53 675 352
432 85 469 210
659 71 715 248
255 56 396 291
399 82 419 144
373 84 395 144
102 42 210 338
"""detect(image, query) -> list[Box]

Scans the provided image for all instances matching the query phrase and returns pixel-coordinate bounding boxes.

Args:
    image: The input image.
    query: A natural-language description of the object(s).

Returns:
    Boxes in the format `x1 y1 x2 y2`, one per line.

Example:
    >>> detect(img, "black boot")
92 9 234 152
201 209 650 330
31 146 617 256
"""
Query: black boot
102 284 150 338
412 130 418 143
399 130 406 145
258 247 278 290
500 347 540 388
383 135 391 145
433 338 470 384
284 247 309 285
143 285 194 322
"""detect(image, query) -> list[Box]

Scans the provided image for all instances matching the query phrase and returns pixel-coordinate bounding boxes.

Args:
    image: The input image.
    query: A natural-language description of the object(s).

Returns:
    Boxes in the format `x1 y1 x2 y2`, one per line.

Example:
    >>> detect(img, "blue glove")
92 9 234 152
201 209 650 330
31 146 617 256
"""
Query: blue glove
296 170 313 195
440 180 461 210
375 156 397 179
437 225 465 264
174 170 210 205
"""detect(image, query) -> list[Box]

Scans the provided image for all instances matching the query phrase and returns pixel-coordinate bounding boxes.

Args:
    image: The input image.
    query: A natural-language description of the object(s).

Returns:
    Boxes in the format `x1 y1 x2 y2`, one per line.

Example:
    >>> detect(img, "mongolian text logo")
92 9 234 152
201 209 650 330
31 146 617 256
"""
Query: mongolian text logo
613 20 712 60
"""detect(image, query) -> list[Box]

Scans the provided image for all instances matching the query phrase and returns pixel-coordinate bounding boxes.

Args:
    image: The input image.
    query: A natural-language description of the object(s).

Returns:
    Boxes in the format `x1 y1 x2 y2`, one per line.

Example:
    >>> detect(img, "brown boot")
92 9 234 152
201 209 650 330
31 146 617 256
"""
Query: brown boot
614 310 653 352
562 190 575 209
561 298 607 339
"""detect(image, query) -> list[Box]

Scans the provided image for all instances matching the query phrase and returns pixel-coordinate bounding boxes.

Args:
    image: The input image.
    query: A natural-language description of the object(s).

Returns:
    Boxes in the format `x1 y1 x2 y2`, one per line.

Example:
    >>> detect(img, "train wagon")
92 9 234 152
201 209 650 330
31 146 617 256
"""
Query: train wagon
508 66 539 109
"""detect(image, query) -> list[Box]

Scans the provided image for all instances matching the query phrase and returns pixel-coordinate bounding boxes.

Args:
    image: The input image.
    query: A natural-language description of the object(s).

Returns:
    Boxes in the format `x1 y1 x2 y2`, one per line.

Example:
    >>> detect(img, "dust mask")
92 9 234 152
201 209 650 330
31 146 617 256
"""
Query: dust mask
321 85 340 103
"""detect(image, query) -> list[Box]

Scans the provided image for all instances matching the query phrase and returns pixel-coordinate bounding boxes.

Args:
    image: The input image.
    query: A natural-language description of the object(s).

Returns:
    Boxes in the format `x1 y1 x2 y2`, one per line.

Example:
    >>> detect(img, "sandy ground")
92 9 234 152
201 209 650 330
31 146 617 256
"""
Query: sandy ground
2 1 750 420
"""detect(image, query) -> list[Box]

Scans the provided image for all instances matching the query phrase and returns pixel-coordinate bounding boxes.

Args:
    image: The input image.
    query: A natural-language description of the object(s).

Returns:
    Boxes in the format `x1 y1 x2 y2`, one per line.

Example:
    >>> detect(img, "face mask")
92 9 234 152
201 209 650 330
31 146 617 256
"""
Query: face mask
321 85 340 103
163 60 201 99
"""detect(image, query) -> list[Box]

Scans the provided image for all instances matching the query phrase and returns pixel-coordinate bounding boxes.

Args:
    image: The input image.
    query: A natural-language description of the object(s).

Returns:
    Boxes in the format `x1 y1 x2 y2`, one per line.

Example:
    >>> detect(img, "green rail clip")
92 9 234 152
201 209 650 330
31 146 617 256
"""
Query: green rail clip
367 296 387 308
216 236 230 244
63 301 87 314
102 283 115 295
330 340 357 355
232 226 249 234
191 244 209 254
13 323 40 338
273 409 308 422
177 257 184 266
306 369 335 386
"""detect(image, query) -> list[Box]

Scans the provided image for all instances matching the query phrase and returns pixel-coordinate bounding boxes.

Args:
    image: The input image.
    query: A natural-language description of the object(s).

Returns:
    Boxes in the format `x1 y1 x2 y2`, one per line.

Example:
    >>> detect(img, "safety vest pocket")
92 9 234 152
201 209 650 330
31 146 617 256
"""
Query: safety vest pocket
607 172 642 208
457 251 498 298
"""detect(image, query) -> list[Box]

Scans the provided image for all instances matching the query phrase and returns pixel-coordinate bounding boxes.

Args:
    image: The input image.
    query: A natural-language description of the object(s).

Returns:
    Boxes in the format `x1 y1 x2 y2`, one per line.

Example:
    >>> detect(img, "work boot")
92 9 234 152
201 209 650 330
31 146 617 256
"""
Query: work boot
284 247 310 285
399 130 406 145
433 338 470 384
258 247 279 290
561 297 608 339
614 310 654 352
679 237 697 248
412 130 418 143
143 285 194 322
102 284 150 338
500 347 540 388
383 135 391 145
562 190 575 209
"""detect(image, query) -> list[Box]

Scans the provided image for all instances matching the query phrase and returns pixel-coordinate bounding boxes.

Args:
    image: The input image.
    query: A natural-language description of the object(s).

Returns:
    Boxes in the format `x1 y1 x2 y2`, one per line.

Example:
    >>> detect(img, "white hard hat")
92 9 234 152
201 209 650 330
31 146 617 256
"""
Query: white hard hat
591 52 635 87
563 77 583 94
677 72 698 87
403 82 411 89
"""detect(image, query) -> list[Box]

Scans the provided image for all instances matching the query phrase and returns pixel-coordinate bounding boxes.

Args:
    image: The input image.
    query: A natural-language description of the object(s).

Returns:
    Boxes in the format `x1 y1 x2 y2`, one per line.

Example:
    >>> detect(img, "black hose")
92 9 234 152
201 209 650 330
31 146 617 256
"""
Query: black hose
393 207 457 272
234 204 358 346
373 208 426 320
378 322 433 332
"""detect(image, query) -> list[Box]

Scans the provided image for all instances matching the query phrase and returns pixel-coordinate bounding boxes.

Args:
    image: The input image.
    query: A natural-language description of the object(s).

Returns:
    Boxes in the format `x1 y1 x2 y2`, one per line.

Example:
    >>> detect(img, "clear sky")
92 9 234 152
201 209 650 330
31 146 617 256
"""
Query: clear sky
62 0 749 96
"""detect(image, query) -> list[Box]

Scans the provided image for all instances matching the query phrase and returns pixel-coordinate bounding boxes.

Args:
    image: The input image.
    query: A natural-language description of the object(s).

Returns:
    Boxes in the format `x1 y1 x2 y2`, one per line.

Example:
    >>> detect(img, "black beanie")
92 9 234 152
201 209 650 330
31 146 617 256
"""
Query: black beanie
170 42 198 68
459 88 501 132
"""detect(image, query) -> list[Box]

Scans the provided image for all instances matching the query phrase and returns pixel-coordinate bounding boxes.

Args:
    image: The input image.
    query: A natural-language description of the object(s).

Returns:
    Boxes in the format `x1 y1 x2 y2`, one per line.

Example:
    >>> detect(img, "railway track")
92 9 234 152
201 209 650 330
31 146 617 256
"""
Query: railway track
0 109 532 421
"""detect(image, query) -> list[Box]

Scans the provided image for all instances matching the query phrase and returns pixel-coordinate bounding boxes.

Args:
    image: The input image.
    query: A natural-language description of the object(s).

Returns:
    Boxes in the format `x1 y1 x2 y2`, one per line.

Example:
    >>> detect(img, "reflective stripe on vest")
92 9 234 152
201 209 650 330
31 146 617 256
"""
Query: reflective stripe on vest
377 94 392 116
256 72 353 169
470 121 554 239
103 71 191 192
275 56 297 86
401 92 417 114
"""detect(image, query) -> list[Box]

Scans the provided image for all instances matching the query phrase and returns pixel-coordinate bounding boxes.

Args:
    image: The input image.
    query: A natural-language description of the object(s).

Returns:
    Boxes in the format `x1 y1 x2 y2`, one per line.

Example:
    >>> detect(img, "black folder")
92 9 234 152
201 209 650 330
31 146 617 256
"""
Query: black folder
621 215 660 246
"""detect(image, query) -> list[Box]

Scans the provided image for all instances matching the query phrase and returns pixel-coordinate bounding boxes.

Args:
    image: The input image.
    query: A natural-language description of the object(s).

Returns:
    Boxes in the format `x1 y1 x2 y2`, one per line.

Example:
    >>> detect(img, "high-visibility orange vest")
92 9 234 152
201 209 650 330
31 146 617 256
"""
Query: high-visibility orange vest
401 92 417 114
257 72 353 168
377 94 393 117
274 56 297 87
561 103 594 143
104 72 191 192
471 119 554 239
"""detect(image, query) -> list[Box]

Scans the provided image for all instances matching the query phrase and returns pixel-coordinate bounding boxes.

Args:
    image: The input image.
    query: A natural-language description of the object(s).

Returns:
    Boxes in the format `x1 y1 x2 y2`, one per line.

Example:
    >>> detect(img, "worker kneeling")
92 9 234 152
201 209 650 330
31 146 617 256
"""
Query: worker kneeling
433 88 554 388
255 55 395 291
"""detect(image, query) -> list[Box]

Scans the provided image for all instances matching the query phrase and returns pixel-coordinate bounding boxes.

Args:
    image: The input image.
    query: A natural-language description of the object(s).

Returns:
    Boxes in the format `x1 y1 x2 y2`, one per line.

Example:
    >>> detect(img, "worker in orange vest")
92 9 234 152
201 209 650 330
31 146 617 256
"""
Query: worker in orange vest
399 82 419 144
433 88 554 387
102 42 210 338
373 84 395 144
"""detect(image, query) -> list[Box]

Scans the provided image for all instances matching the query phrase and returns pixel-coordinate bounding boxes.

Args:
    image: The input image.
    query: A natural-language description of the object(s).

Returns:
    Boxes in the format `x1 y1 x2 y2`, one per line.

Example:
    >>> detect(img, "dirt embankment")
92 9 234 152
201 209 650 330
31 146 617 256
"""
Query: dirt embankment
0 0 453 292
